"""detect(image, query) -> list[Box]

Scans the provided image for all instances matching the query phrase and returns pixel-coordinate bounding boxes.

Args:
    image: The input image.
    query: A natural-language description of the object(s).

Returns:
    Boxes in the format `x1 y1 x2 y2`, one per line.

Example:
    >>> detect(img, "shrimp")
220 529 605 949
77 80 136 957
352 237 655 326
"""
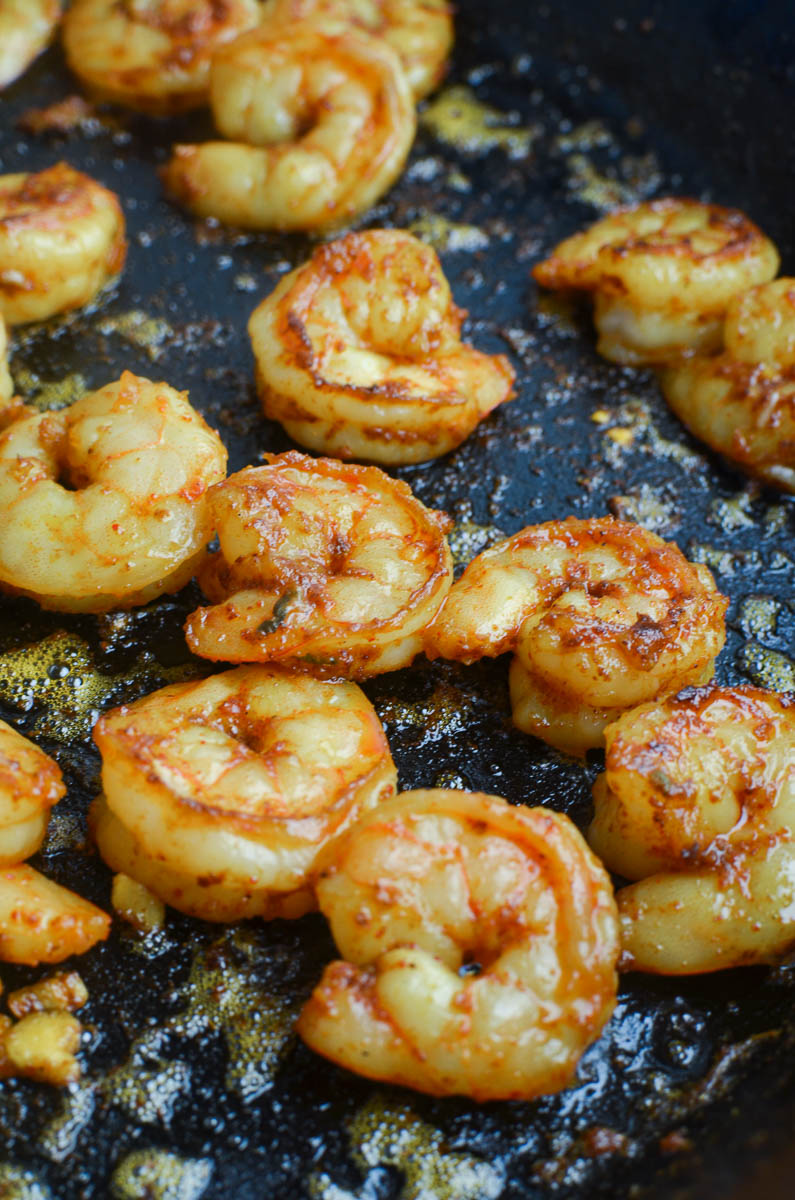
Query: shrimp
261 0 454 100
0 371 227 612
0 865 110 965
161 23 416 231
588 686 795 974
62 0 262 115
532 198 779 366
90 665 398 921
0 163 126 326
0 720 65 867
660 279 795 492
297 789 619 1101
424 517 727 756
0 0 61 91
185 451 454 677
248 230 515 464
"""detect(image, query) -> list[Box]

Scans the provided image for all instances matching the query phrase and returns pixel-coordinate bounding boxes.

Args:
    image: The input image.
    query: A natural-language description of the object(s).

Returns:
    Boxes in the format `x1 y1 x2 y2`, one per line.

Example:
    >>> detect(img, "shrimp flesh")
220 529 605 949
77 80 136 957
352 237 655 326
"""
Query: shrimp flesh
0 720 65 867
161 23 416 231
185 451 454 677
297 788 619 1100
248 230 515 463
533 198 779 365
588 686 795 974
0 163 127 326
62 0 262 115
261 0 454 100
424 517 727 756
0 864 110 965
0 0 61 90
0 371 227 612
91 665 397 921
660 279 795 492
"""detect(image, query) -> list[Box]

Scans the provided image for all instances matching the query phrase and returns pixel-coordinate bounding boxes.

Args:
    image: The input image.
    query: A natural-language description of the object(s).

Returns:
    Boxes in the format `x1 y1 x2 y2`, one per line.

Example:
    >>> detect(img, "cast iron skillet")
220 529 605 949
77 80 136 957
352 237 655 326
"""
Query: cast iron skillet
0 1 794 1197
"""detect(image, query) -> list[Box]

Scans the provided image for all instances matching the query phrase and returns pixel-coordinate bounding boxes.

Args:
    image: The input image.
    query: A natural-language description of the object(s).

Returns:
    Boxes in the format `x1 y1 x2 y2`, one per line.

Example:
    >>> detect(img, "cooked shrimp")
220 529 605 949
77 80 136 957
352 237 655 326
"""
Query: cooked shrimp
0 720 65 867
185 451 453 677
660 279 795 492
62 0 262 115
588 686 795 974
0 371 227 612
424 517 727 756
533 198 779 365
161 23 416 231
0 0 61 90
0 864 110 965
248 230 515 464
261 0 453 100
0 163 126 326
297 789 619 1100
90 665 398 921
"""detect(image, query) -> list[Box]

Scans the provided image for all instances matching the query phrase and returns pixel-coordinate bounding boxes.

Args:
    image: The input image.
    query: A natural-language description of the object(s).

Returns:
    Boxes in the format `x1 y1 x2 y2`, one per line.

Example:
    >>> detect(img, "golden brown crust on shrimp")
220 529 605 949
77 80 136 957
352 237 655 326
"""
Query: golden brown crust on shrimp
0 864 110 965
0 720 65 867
0 0 61 91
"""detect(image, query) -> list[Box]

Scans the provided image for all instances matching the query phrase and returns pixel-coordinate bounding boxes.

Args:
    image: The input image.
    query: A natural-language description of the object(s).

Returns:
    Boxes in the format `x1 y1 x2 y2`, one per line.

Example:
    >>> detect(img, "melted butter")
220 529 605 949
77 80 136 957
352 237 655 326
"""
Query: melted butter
96 310 173 361
0 630 201 742
447 519 505 569
737 595 780 640
564 151 662 211
409 215 489 253
688 544 741 578
737 642 795 691
554 119 612 153
37 1080 96 1163
376 681 478 737
110 1149 212 1200
535 292 580 337
421 85 536 158
710 492 756 531
609 484 679 535
10 368 87 411
0 1165 52 1198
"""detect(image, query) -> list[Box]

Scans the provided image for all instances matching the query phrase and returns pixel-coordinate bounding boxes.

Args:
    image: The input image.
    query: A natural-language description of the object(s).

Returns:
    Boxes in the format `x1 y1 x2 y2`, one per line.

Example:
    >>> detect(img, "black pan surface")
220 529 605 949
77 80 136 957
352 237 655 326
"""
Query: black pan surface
1 2 794 1197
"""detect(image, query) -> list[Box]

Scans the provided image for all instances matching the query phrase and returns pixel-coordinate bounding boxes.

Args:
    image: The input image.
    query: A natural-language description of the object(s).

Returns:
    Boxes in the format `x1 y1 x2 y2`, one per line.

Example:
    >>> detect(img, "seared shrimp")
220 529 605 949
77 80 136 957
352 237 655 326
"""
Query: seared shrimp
589 687 795 974
185 451 453 677
161 23 416 231
533 198 779 365
262 0 453 100
297 789 619 1101
0 720 65 867
248 230 515 463
91 666 398 921
424 517 727 756
0 163 126 326
660 279 795 492
62 0 262 114
0 864 110 964
0 0 60 90
0 371 227 612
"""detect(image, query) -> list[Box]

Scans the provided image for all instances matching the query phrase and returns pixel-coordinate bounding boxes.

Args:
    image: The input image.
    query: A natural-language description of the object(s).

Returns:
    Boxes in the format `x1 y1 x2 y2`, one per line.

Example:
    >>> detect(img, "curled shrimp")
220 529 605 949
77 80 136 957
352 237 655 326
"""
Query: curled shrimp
62 0 262 114
161 23 416 231
0 1 61 90
424 517 727 756
588 686 795 974
90 665 398 922
248 230 515 464
297 789 619 1101
185 451 454 678
262 0 453 100
0 720 65 867
0 864 110 965
660 279 795 492
0 163 126 326
533 198 779 366
0 370 227 612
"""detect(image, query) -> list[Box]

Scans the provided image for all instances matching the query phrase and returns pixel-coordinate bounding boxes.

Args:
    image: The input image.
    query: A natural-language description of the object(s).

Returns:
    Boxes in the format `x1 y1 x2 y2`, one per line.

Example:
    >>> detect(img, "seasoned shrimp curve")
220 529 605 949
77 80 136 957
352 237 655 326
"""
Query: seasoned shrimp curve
161 23 416 231
1 864 110 965
0 371 227 612
185 451 454 677
91 666 398 921
533 198 779 365
297 789 619 1101
0 0 61 90
248 230 515 463
0 163 126 326
588 687 795 974
262 0 454 100
660 279 795 492
424 517 727 756
0 720 65 867
62 0 262 114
